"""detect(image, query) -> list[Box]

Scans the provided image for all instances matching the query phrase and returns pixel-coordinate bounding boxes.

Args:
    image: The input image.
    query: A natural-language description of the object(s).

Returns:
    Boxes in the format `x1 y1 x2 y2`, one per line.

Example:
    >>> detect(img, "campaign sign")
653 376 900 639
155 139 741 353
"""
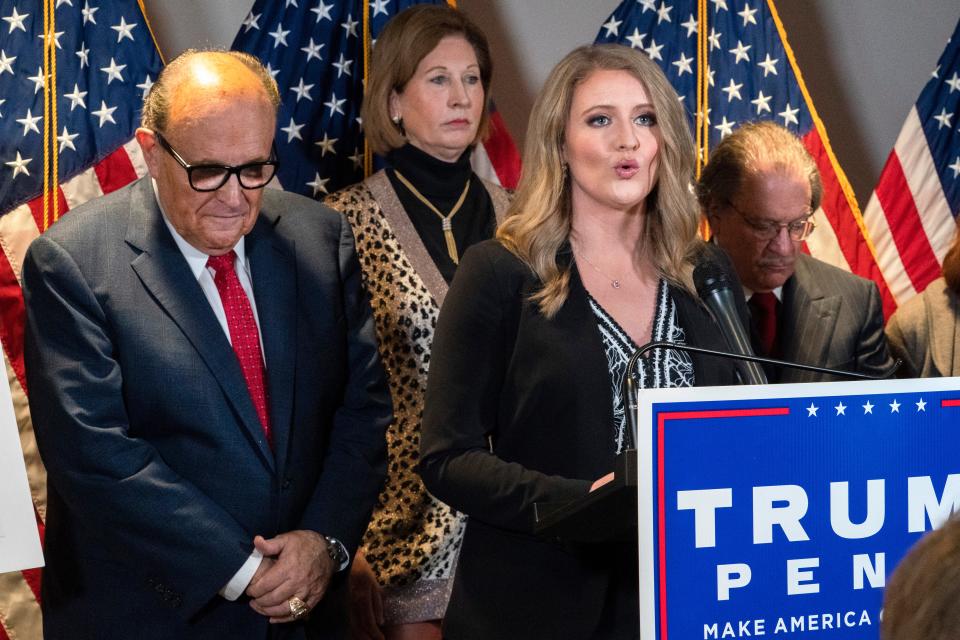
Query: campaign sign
635 376 960 640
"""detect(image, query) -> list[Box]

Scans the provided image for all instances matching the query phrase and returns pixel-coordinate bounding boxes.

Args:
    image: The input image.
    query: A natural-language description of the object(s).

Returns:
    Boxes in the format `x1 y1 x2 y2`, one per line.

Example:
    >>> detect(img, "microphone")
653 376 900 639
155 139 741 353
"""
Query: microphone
693 258 768 386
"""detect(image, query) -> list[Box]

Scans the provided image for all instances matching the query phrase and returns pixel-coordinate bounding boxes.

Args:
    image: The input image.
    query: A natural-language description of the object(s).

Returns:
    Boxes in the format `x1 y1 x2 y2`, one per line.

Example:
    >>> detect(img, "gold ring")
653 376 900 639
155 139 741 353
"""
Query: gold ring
288 596 309 620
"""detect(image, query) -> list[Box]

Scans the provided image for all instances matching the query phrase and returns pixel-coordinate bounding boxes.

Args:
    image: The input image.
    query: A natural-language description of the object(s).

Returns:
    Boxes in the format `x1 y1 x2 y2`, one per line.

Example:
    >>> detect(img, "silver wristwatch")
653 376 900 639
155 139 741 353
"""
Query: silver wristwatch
323 535 349 572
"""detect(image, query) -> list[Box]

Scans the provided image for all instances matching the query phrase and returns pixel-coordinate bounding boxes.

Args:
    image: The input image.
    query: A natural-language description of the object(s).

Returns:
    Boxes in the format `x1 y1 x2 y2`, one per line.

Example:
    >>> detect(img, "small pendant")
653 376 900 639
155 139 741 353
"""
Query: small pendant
611 280 621 289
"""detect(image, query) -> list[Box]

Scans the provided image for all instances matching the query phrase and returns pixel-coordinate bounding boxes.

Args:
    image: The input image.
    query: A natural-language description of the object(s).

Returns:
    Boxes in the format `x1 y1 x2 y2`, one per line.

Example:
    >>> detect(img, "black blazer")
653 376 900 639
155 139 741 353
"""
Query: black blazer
23 178 391 639
420 240 739 639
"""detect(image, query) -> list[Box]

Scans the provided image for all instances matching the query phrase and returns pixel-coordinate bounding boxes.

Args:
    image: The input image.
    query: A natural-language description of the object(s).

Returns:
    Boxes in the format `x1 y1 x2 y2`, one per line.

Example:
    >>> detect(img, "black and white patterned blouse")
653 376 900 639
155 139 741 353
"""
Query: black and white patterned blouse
587 279 695 454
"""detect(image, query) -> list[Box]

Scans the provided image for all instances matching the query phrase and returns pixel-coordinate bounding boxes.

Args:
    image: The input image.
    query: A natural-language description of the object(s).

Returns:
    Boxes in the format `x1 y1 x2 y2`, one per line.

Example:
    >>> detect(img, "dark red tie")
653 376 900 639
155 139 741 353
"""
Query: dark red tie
749 291 779 358
207 251 272 446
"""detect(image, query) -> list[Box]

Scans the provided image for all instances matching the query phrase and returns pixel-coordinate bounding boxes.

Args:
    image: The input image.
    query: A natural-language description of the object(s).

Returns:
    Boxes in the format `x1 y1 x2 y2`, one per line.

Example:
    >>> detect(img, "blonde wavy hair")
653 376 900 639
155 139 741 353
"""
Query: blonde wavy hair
497 44 700 318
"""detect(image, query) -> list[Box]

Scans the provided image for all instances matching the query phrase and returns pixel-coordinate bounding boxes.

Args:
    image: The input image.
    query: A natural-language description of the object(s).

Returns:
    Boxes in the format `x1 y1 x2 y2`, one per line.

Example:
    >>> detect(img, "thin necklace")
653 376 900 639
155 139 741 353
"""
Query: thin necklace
575 249 622 289
394 170 470 265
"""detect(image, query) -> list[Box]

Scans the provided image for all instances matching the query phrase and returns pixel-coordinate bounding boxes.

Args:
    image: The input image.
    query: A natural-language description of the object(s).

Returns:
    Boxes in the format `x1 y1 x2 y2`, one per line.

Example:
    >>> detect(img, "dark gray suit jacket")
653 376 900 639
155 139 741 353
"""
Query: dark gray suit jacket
23 178 391 639
776 253 894 382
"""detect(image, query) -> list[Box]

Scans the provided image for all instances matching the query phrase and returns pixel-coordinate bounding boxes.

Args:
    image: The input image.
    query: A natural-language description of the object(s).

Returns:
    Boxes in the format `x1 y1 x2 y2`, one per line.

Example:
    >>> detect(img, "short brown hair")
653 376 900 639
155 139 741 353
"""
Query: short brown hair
882 515 960 640
141 49 280 133
696 120 822 216
362 5 492 155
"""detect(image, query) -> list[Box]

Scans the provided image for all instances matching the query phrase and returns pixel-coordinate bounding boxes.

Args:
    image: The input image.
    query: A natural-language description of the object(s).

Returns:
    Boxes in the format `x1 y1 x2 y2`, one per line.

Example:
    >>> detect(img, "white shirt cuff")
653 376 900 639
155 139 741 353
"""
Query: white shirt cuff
220 548 263 601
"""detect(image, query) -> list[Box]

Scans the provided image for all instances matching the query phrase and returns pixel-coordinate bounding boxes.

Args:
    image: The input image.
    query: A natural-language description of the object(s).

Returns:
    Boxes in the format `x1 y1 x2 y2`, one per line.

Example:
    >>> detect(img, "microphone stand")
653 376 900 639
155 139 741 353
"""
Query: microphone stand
623 342 902 450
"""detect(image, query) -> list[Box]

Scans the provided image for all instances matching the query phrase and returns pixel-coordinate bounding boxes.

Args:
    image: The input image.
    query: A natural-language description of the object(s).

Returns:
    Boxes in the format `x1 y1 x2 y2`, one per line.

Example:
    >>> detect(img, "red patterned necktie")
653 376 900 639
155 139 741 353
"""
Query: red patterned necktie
207 251 272 446
749 291 779 358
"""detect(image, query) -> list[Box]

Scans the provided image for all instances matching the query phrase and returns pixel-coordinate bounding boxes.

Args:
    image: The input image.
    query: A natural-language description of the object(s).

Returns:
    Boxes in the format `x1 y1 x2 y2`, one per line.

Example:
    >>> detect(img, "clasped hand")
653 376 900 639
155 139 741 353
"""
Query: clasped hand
245 530 335 623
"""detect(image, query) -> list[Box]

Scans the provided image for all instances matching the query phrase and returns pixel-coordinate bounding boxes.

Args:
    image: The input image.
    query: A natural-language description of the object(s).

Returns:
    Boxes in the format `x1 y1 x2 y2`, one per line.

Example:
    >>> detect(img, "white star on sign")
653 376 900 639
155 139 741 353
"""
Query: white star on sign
58 126 79 153
332 53 353 78
3 7 29 34
778 103 799 126
280 117 304 143
625 28 644 49
64 83 88 110
111 16 137 42
862 401 874 414
729 40 751 64
324 92 347 116
916 398 927 412
16 109 42 136
5 151 31 178
751 90 771 114
602 16 622 37
315 133 338 156
300 38 324 62
806 402 818 417
758 53 778 77
290 78 314 102
311 1 333 22
101 57 126 84
834 402 847 416
673 53 693 76
92 100 118 127
889 399 901 413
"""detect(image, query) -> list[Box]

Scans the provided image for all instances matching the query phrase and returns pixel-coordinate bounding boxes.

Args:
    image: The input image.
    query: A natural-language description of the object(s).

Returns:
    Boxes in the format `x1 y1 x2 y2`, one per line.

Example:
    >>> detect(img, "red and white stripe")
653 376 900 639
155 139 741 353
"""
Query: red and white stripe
863 106 956 305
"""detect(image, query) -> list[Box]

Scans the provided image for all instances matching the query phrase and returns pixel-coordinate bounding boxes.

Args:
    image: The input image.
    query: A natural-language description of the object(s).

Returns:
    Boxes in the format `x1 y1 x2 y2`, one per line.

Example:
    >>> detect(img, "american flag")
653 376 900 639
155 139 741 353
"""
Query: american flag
231 0 520 198
0 1 162 638
862 17 960 307
596 0 895 317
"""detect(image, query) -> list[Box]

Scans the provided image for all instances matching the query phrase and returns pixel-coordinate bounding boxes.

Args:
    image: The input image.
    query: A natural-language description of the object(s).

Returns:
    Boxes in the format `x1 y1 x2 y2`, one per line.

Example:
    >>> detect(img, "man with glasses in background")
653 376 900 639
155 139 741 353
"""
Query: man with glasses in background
697 121 893 383
22 50 390 639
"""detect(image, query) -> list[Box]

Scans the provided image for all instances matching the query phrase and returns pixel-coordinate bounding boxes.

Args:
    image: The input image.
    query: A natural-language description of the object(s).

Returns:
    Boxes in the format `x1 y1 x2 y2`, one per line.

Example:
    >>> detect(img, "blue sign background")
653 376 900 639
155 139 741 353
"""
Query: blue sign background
640 382 960 640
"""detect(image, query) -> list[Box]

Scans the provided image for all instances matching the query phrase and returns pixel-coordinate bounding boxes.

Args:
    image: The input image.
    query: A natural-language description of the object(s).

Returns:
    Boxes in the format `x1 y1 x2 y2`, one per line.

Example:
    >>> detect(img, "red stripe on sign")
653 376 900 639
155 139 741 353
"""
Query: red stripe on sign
484 109 522 190
0 248 27 392
26 187 70 233
874 152 942 295
94 146 139 195
941 399 960 407
802 130 896 317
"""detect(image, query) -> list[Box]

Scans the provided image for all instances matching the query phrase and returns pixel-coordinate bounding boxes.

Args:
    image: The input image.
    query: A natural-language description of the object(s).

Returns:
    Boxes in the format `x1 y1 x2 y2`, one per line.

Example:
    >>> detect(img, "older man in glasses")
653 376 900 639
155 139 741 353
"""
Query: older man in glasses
22 50 390 639
697 121 893 383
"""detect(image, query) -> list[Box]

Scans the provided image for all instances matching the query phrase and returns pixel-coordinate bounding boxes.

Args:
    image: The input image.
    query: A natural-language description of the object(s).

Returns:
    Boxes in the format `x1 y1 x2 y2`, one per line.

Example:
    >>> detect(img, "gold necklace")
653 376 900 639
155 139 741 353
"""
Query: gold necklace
394 170 470 265
575 249 622 289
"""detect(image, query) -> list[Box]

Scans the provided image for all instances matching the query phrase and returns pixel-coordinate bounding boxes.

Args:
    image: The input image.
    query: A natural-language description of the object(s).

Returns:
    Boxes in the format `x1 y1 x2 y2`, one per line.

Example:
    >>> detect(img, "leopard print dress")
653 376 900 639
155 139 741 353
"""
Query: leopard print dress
324 171 509 624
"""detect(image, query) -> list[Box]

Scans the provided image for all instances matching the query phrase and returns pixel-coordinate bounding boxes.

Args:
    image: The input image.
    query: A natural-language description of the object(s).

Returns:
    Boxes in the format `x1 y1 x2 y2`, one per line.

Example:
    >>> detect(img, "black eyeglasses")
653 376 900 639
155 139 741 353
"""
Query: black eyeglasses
154 132 279 192
728 201 816 242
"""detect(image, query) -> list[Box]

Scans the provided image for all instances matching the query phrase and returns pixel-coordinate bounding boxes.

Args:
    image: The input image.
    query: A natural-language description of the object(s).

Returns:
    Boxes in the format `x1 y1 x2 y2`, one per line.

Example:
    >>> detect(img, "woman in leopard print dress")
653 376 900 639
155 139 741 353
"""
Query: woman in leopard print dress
324 6 509 640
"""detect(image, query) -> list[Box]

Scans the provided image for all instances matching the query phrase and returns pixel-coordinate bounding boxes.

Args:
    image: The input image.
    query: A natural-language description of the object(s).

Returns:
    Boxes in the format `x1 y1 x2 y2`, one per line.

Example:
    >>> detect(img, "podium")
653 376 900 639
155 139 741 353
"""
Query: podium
533 449 637 542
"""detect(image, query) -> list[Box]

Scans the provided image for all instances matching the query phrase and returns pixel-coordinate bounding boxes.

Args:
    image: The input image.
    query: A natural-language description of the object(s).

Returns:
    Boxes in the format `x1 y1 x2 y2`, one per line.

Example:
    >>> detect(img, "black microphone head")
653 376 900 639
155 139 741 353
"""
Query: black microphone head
693 258 732 298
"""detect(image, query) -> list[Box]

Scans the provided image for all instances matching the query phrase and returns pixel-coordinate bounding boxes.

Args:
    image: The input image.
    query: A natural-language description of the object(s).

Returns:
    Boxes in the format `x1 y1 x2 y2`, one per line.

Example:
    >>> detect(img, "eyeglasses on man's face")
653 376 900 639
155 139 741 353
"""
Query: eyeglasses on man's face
727 201 816 242
154 132 279 193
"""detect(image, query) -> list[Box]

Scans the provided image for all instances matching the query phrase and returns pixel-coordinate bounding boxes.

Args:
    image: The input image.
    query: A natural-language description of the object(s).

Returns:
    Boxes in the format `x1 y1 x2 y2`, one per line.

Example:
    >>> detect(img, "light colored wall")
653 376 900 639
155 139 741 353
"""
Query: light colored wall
142 0 958 206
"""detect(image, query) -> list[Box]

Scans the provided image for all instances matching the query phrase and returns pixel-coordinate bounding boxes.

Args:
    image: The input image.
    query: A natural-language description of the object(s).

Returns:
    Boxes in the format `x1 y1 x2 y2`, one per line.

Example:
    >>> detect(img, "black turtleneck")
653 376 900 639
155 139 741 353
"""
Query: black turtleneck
386 143 497 284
